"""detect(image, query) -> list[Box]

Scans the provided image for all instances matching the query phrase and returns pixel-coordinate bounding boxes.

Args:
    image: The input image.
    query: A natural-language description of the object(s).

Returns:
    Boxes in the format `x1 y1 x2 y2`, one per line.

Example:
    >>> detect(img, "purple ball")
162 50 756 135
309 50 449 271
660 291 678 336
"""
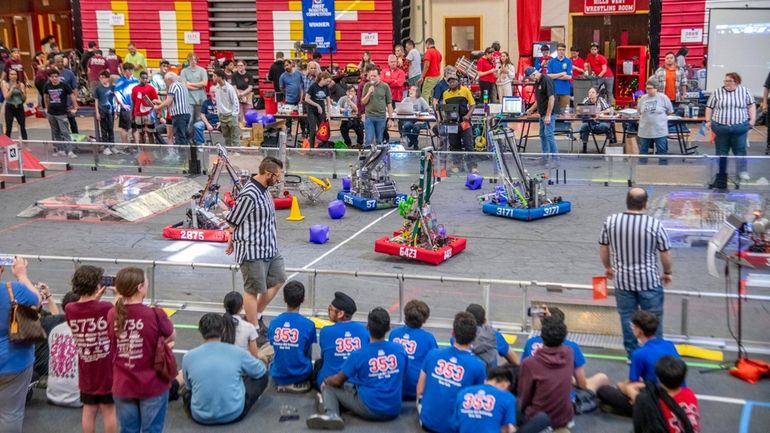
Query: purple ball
263 114 276 124
244 110 259 127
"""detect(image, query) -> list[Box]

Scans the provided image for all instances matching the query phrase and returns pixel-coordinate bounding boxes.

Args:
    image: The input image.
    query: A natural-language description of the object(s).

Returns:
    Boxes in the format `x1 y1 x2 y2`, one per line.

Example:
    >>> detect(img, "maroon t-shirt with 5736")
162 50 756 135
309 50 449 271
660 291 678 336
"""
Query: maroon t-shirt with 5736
108 304 174 399
65 300 115 395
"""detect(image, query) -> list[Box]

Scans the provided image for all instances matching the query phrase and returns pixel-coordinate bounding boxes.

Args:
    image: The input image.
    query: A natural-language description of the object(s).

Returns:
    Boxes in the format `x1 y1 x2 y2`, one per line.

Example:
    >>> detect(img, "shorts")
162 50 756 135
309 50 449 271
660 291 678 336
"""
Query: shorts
241 255 286 295
133 115 155 131
81 392 114 405
118 110 132 130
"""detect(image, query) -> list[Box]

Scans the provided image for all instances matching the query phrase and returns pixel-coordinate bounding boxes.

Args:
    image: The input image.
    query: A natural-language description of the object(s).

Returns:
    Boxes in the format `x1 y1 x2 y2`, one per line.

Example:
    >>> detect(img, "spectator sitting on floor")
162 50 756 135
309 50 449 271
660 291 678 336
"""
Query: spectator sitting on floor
518 316 574 431
454 367 551 433
268 281 316 393
597 310 681 417
464 303 519 370
312 291 369 388
182 313 268 425
633 356 701 433
307 307 407 429
336 85 364 148
222 291 259 357
389 299 438 400
521 306 609 395
45 291 82 408
193 87 219 146
32 283 65 383
418 312 486 433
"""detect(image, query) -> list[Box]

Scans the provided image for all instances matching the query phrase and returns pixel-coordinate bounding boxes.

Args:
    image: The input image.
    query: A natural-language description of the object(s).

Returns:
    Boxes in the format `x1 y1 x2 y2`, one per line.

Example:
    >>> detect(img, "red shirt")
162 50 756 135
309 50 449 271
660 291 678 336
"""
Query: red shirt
423 47 442 78
108 304 174 399
659 387 701 433
105 54 122 75
586 53 613 77
382 67 406 102
65 300 114 395
131 84 159 116
477 56 497 83
571 56 586 75
87 55 108 81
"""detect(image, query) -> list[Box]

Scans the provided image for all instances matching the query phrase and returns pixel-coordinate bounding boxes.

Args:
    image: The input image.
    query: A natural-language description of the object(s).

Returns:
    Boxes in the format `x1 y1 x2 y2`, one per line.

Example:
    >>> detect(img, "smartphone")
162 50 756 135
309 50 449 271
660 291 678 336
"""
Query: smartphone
527 307 546 317
0 256 14 266
101 275 116 287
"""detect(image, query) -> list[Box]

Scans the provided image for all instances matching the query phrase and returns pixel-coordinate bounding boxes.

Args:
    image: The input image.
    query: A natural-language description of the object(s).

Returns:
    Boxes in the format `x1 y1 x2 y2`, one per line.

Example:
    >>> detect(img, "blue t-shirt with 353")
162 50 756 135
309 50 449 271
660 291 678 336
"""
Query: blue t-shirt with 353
268 311 316 385
453 383 517 433
1 281 41 374
341 340 407 417
630 338 680 383
390 325 438 399
317 321 369 385
522 336 586 368
420 346 487 433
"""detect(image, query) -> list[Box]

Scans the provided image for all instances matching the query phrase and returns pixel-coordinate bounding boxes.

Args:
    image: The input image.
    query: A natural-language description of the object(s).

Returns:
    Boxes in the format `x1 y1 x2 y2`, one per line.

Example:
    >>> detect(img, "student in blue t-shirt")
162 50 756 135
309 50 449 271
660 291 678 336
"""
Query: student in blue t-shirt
389 300 438 400
268 281 316 393
597 310 680 417
521 307 608 394
307 307 407 429
418 312 487 433
454 367 551 433
546 43 574 112
182 313 268 425
312 291 369 389
464 304 519 370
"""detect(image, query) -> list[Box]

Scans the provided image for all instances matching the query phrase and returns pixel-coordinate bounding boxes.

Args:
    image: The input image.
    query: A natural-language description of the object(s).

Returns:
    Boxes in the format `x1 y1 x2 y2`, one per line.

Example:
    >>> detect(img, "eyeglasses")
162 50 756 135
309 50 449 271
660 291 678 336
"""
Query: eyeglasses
268 171 283 180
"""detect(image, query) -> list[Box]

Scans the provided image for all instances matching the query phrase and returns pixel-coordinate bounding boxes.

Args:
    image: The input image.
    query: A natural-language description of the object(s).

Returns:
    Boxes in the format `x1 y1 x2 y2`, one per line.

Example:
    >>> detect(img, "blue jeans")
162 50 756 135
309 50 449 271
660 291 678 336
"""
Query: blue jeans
579 121 611 144
399 120 426 147
115 391 169 433
539 114 557 154
712 121 749 174
638 137 669 165
615 286 664 357
364 116 387 146
172 114 191 145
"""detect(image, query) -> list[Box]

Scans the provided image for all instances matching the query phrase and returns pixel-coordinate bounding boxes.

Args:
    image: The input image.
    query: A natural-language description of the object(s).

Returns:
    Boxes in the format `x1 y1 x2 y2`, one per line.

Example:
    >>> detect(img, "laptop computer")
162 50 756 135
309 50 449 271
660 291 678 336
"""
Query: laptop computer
395 101 415 116
576 104 598 116
501 96 523 116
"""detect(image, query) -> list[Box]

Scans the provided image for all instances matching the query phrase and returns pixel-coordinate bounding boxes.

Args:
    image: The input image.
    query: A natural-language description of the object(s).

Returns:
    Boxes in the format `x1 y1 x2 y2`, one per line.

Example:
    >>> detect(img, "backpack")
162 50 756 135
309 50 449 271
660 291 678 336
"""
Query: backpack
470 325 498 369
632 381 694 433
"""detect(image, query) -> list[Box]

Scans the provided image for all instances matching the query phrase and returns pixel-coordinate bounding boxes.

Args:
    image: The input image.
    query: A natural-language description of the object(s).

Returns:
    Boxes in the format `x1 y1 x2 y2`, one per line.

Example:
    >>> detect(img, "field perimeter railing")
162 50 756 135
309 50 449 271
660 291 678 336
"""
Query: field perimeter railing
6 254 770 353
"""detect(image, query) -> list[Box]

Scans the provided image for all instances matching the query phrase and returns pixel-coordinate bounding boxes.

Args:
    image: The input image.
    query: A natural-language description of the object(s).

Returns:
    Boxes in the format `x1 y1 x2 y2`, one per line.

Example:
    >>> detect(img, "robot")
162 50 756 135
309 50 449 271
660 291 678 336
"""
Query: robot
374 147 467 265
478 116 572 221
337 143 406 211
270 129 332 207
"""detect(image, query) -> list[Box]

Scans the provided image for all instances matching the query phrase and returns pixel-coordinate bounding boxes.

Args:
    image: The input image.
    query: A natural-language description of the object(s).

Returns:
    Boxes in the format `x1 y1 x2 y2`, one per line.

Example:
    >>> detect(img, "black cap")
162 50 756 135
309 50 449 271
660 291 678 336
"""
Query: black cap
331 291 357 315
540 44 550 51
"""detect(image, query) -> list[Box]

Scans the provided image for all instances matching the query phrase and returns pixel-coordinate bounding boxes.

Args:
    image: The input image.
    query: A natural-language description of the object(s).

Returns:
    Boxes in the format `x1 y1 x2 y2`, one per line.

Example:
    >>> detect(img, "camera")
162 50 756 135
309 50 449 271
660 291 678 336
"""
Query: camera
527 307 546 317
0 256 15 266
101 275 116 287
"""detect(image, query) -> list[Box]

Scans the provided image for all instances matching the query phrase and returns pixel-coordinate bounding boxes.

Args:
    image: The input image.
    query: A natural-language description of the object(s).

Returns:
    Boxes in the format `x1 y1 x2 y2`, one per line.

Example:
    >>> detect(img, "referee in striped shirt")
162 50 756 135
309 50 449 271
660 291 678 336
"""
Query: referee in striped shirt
598 188 673 358
225 156 287 335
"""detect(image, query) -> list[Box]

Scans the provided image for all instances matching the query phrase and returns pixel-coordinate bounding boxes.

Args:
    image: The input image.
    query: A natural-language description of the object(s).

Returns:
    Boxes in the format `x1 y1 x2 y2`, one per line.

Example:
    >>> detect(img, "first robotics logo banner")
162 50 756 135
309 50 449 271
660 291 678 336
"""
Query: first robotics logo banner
302 0 336 53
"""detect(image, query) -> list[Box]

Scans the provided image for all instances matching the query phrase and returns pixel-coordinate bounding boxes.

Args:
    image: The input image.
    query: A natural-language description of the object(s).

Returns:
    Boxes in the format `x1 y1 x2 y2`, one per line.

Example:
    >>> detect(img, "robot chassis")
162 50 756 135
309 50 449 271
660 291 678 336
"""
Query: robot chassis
337 143 407 211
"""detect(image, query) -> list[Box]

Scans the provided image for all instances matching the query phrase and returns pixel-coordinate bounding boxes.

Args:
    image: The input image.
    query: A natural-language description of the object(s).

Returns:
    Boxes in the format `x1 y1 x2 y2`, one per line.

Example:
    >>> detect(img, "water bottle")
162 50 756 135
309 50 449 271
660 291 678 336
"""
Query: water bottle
483 90 489 114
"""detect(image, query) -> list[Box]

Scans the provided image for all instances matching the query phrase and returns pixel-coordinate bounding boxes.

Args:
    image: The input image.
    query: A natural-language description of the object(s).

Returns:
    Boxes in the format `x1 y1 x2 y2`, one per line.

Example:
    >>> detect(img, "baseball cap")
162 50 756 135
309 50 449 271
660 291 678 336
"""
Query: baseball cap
446 71 459 81
524 67 538 79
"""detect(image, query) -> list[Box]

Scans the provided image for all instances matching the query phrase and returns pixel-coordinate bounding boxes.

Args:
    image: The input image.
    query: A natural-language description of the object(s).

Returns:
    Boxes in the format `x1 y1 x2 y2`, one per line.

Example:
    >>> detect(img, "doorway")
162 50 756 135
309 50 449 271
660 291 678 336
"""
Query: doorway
0 15 35 80
444 17 481 68
571 14 649 69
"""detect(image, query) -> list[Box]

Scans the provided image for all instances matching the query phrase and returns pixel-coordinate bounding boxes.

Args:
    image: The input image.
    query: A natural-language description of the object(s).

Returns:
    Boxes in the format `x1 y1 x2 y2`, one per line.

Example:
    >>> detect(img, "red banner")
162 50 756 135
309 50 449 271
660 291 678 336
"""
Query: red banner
584 0 636 15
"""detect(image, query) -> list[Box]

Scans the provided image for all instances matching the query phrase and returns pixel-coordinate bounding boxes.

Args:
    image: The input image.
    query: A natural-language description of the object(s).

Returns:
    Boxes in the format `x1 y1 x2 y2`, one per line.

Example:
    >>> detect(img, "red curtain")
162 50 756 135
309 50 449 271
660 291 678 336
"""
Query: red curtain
516 0 542 78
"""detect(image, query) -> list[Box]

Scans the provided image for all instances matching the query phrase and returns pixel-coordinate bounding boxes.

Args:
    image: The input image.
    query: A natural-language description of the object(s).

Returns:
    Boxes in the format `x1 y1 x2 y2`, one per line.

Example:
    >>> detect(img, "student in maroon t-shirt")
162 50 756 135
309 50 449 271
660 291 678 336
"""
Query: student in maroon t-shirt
87 49 108 94
65 265 117 433
104 49 122 79
3 48 28 83
108 267 175 433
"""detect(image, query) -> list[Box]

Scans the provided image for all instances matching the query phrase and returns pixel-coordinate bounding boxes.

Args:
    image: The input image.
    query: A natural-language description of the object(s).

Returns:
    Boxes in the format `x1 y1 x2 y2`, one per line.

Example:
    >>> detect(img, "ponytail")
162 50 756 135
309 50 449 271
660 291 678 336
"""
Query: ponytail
222 291 243 345
115 296 127 334
222 313 237 344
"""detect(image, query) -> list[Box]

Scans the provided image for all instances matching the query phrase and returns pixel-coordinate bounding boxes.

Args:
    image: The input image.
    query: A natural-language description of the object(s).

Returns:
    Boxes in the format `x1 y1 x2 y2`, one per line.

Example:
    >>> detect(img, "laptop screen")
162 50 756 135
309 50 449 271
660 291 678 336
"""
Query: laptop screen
502 96 522 114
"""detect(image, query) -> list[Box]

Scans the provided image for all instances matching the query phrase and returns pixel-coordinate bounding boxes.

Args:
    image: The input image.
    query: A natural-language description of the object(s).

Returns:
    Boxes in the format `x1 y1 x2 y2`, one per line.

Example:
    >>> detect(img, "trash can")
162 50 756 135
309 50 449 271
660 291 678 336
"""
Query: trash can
573 76 598 106
262 90 277 115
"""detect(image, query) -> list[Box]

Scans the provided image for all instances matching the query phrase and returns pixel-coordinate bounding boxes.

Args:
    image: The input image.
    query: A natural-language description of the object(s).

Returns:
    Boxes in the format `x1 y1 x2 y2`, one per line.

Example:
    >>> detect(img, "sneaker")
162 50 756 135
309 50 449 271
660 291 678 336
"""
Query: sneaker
451 166 460 174
256 317 269 347
53 150 66 157
314 391 324 414
67 151 78 159
276 382 311 393
306 413 344 430
112 147 128 155
103 148 113 156
739 171 750 181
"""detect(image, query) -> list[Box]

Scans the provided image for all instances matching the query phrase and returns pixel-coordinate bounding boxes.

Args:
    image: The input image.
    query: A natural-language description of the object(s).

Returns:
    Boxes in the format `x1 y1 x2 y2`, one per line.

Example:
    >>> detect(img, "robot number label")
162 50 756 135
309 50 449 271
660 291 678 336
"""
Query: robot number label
542 206 560 216
180 230 205 240
399 247 418 259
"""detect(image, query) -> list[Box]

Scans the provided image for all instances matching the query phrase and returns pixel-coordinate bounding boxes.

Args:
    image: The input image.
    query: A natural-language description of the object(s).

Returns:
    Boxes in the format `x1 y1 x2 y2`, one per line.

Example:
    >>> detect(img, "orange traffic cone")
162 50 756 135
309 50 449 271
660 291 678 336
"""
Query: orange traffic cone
286 195 305 221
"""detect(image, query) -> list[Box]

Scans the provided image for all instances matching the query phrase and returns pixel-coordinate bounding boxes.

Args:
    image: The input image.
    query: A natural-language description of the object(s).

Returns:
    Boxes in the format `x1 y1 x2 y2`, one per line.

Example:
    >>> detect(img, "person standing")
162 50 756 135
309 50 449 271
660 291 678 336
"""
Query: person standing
233 60 253 122
225 156 287 333
382 54 406 103
587 42 614 104
80 41 97 74
267 51 285 95
3 48 29 83
114 63 138 145
598 187 673 358
523 67 557 155
547 43 573 111
94 70 117 151
154 72 193 153
104 48 122 81
495 51 515 100
2 69 28 139
150 60 172 145
279 60 304 135
653 52 688 103
54 54 80 134
404 39 422 87
123 42 146 79
130 71 159 145
86 49 107 96
705 72 756 186
212 69 240 147
362 66 394 146
476 47 498 102
442 71 478 172
570 46 586 76
180 53 208 136
304 71 333 148
0 257 41 433
420 38 442 103
534 45 552 74
763 70 770 155
636 78 674 163
44 69 78 157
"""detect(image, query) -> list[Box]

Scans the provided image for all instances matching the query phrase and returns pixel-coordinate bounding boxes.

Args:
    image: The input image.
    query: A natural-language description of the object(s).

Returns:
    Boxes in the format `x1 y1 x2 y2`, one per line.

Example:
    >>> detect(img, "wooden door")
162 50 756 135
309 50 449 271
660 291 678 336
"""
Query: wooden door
444 17 481 68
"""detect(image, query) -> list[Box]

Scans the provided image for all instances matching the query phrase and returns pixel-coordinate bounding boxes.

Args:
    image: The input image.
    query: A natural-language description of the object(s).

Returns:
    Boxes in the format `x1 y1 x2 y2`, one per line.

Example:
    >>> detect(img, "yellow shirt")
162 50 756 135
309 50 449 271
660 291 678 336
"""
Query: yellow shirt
124 52 147 79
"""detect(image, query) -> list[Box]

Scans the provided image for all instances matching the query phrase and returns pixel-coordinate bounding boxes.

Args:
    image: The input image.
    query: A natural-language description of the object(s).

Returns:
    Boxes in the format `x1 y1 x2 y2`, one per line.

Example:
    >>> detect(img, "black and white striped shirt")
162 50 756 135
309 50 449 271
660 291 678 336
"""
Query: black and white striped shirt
706 85 754 126
226 178 278 263
167 81 192 117
599 212 671 292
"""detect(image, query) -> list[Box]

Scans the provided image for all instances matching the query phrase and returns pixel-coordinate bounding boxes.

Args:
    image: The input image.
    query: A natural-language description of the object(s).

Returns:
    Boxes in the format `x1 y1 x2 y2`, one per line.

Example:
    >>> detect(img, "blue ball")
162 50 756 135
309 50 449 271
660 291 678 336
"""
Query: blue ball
263 114 276 124
244 110 259 127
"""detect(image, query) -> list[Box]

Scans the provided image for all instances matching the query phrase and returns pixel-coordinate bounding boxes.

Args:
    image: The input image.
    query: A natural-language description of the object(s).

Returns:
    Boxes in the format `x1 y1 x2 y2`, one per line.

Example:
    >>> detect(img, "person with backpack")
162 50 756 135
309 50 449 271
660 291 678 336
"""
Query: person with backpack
464 304 519 370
